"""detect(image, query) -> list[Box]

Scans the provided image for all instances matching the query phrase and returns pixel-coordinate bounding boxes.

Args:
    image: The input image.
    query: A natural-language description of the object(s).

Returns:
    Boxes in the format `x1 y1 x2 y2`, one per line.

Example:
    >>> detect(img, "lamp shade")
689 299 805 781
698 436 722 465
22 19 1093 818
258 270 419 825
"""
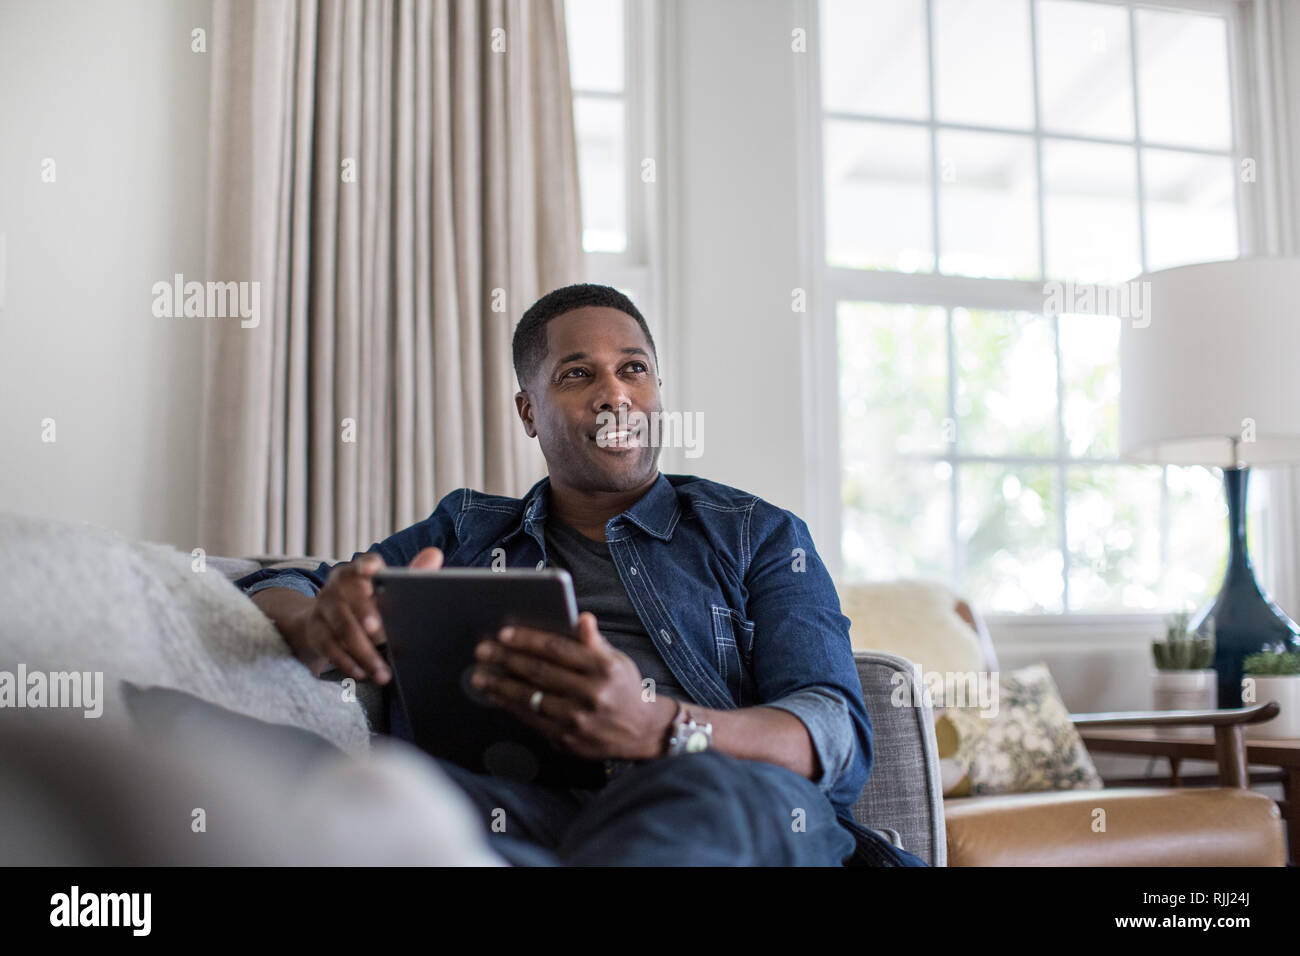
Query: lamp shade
1119 257 1300 466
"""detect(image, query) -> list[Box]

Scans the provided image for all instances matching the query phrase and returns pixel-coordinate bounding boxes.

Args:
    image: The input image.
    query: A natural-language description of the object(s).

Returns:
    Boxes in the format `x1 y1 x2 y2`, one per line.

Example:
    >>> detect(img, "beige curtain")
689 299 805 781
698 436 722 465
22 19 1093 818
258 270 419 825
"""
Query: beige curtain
198 0 583 559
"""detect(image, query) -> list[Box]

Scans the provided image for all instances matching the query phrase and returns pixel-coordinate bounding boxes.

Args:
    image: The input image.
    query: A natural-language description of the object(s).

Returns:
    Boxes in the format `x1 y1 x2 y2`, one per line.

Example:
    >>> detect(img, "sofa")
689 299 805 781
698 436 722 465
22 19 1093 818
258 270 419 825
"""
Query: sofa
11 509 1275 866
0 513 943 866
216 557 1290 866
0 514 504 865
210 554 950 865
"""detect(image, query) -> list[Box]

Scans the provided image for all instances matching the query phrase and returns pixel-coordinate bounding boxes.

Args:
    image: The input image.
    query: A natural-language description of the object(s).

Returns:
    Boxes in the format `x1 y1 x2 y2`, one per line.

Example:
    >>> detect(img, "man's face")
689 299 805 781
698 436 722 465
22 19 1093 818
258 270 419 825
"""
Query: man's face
515 306 662 492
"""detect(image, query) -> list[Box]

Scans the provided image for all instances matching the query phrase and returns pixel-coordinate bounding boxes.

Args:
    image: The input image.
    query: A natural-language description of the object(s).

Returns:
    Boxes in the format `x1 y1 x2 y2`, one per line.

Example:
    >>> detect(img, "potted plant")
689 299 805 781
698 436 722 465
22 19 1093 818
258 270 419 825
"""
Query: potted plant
1242 647 1300 739
1151 611 1216 738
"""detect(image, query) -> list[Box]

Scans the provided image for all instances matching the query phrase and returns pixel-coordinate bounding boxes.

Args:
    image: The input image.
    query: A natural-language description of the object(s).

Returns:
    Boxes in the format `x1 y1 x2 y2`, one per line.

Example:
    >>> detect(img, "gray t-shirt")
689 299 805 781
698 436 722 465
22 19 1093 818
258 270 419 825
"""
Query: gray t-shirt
543 515 692 704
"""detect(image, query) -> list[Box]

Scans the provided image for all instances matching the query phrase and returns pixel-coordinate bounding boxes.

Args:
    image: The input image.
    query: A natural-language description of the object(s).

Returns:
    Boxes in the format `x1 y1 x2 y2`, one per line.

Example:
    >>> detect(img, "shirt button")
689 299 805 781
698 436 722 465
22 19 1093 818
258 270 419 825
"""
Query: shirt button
629 566 638 575
660 628 673 645
536 560 544 570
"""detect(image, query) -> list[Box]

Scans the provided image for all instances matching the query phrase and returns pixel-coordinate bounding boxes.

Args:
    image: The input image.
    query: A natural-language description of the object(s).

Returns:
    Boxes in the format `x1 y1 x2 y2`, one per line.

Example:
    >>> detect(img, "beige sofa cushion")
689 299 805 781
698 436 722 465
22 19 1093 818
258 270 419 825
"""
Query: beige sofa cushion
836 578 986 676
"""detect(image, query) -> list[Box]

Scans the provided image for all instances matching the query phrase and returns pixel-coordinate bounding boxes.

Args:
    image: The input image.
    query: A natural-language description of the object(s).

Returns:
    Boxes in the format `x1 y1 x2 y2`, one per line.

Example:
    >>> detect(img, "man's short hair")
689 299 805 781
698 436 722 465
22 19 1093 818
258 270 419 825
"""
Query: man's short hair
512 283 658 389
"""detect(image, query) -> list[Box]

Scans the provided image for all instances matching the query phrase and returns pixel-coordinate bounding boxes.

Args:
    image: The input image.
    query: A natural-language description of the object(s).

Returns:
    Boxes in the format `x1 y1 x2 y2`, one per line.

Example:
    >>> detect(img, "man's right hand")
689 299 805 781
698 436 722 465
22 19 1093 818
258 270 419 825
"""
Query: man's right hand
279 546 444 684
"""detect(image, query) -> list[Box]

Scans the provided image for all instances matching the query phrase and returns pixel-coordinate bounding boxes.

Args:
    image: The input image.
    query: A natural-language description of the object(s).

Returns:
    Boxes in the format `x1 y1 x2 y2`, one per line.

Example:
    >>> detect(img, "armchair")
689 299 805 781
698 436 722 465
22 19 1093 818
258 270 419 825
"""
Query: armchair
837 578 1289 866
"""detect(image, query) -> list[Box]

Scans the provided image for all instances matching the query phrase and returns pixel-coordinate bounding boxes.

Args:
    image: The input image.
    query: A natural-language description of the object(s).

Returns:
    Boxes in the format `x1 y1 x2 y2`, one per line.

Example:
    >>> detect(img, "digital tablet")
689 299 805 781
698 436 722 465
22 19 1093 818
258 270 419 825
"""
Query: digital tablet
373 568 606 789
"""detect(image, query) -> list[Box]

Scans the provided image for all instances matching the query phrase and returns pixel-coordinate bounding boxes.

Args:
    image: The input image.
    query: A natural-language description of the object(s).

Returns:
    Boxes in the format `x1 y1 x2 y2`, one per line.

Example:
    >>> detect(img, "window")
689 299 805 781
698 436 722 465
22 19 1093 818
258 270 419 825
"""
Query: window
814 0 1260 613
564 0 658 323
566 0 627 253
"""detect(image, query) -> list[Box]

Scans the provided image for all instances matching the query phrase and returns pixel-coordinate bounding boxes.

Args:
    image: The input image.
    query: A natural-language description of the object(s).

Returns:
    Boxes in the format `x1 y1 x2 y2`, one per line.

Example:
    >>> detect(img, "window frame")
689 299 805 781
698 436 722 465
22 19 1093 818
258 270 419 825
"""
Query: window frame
568 0 665 348
568 0 684 472
798 0 1273 622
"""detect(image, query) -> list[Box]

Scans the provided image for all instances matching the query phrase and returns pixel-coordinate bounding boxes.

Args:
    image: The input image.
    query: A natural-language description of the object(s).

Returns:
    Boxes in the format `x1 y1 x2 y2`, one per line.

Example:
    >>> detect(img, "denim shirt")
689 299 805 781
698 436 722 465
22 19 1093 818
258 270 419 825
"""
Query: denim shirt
235 471 872 816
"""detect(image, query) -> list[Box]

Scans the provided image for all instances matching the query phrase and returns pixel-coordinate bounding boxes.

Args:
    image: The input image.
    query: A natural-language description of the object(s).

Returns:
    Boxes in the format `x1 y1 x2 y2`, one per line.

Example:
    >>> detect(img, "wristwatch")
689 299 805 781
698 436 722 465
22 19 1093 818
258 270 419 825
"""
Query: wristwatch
665 699 712 756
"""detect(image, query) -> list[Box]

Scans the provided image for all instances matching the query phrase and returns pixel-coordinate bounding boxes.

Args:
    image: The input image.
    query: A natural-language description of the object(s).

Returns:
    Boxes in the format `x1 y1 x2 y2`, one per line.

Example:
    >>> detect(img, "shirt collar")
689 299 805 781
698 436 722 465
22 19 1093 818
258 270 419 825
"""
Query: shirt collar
508 471 680 542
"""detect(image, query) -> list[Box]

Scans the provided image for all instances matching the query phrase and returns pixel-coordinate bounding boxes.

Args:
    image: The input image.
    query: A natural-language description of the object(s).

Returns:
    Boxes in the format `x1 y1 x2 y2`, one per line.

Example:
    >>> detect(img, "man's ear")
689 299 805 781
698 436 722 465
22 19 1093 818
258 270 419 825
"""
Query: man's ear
515 389 538 438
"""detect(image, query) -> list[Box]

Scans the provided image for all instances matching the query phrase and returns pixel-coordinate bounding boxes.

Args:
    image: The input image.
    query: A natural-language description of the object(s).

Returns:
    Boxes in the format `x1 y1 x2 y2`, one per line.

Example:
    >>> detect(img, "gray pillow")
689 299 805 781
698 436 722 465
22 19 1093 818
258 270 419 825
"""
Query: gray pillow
121 681 345 777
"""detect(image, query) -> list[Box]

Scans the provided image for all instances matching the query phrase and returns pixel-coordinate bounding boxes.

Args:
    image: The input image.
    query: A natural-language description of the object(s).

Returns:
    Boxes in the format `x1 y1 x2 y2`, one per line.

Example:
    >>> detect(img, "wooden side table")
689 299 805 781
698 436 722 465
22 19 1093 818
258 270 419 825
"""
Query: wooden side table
1078 727 1299 865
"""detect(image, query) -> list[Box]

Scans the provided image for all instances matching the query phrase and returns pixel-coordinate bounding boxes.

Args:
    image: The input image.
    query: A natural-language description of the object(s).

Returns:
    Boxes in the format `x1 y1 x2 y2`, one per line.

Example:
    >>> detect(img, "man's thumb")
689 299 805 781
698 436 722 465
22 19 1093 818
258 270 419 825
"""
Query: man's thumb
411 547 444 570
577 611 604 646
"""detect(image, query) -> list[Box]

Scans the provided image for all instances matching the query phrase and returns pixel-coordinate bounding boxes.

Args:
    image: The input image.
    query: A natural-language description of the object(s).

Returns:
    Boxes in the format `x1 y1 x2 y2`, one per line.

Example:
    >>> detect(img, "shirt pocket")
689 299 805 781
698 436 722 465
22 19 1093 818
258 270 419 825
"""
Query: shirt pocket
710 605 756 706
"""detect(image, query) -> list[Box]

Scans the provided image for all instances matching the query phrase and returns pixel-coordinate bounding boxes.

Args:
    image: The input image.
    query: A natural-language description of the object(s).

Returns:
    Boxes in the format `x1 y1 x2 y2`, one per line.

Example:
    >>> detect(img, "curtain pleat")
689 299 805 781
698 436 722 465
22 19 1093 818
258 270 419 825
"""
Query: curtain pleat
309 0 341 553
200 0 582 558
452 1 484 491
412 0 436 522
431 0 465 495
337 0 365 553
283 0 318 553
391 0 415 529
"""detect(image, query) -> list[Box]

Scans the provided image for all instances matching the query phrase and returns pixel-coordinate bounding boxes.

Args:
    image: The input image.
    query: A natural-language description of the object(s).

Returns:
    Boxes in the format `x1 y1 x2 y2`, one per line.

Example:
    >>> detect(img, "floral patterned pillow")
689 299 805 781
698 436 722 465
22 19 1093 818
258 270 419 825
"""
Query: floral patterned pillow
934 663 1103 797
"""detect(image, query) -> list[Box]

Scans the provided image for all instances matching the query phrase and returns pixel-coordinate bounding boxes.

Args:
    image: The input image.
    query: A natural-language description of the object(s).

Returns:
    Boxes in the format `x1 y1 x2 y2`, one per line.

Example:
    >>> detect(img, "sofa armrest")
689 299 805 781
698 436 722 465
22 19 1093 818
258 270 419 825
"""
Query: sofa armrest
208 553 389 732
319 660 391 735
849 652 947 866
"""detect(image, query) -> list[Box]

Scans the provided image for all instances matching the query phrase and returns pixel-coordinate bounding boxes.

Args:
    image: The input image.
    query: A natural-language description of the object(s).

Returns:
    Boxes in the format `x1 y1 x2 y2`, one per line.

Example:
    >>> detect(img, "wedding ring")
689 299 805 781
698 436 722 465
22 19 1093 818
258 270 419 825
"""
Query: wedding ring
529 690 544 713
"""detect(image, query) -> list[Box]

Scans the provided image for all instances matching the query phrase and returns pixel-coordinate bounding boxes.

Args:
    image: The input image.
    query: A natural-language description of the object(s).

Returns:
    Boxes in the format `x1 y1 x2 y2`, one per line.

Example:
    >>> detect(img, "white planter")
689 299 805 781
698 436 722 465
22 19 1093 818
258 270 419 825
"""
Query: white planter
1243 674 1300 739
1152 669 1217 738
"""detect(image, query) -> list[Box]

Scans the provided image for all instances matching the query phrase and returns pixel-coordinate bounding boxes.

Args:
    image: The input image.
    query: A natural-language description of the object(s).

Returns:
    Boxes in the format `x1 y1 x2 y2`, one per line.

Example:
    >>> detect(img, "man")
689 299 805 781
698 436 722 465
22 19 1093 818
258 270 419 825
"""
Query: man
237 283 925 866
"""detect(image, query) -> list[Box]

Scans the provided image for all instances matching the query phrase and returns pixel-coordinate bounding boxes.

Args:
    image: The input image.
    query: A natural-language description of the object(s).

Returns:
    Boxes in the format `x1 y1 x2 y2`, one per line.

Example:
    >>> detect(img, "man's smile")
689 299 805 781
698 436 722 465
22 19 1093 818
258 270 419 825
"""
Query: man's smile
588 424 641 449
589 430 638 452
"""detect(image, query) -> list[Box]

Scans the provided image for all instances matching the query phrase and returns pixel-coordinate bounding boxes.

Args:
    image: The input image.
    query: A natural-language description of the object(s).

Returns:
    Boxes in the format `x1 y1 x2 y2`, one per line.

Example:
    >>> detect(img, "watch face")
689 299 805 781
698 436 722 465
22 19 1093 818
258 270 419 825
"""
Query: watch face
685 730 709 753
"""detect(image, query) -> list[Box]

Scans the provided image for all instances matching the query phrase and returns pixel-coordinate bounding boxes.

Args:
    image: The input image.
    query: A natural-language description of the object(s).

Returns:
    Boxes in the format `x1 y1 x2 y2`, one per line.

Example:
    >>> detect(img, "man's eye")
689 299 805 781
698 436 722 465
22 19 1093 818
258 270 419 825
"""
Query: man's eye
627 362 647 373
562 368 589 379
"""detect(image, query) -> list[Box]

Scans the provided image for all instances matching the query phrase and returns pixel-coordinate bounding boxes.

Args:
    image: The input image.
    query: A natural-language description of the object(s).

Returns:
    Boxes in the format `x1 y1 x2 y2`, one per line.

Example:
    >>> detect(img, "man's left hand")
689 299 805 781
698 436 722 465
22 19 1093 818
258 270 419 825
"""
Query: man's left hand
471 612 673 761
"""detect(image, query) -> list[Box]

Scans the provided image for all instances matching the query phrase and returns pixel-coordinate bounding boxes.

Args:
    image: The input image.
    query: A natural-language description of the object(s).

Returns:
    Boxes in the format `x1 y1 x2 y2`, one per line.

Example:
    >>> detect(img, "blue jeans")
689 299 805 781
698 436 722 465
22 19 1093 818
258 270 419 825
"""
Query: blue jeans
435 749 925 866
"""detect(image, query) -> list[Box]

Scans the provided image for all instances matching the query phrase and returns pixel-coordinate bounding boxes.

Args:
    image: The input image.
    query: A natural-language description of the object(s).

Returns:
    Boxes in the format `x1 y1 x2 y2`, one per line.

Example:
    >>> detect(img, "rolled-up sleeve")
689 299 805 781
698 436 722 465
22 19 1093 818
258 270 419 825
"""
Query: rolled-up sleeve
743 500 872 814
240 571 322 598
762 686 856 794
233 488 470 598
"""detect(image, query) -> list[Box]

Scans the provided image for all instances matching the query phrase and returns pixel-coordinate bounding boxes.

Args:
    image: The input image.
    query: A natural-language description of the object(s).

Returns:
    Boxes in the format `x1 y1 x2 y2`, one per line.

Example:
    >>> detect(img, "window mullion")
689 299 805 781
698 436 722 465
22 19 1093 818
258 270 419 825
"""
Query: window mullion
1027 0 1069 611
924 0 942 275
1053 315 1069 612
1128 4 1151 274
621 0 641 266
947 306 960 590
925 0 958 587
1028 0 1048 283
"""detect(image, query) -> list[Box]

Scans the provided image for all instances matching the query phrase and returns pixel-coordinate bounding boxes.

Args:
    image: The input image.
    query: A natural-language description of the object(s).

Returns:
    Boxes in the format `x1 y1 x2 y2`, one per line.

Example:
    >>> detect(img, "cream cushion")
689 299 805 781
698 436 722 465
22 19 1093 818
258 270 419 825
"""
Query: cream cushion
935 663 1104 796
835 578 986 676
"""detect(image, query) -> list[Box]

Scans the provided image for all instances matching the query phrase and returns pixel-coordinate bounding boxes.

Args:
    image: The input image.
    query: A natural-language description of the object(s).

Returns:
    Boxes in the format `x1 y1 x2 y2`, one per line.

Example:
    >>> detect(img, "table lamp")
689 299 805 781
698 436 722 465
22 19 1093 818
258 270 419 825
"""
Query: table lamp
1119 257 1300 707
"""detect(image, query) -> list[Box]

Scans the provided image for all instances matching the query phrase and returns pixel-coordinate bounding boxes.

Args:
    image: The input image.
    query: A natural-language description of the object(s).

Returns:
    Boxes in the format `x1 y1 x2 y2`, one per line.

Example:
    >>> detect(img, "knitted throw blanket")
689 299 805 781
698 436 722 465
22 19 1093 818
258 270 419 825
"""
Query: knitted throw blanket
0 511 370 754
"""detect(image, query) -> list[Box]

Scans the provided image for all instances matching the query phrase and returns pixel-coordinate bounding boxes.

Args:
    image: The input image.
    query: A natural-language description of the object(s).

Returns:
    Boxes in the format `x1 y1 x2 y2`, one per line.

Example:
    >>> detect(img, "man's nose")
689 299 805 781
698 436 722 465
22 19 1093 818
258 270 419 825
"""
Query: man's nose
591 370 633 413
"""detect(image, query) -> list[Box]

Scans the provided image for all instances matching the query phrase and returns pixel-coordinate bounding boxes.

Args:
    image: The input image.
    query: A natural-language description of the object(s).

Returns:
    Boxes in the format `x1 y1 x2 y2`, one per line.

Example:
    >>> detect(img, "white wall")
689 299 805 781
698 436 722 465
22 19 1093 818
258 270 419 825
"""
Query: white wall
660 0 809 515
0 0 210 549
1285 0 1300 255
